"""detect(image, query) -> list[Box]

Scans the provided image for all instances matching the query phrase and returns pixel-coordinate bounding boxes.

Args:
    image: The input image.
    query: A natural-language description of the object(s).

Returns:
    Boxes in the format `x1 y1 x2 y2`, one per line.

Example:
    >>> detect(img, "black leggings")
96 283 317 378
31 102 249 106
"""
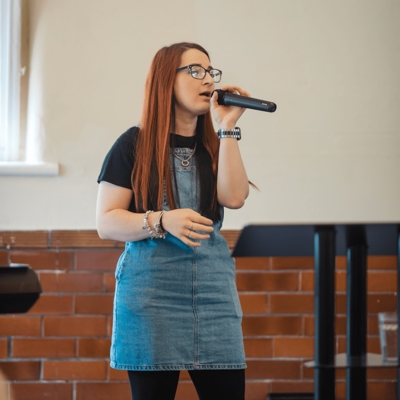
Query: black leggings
127 369 245 400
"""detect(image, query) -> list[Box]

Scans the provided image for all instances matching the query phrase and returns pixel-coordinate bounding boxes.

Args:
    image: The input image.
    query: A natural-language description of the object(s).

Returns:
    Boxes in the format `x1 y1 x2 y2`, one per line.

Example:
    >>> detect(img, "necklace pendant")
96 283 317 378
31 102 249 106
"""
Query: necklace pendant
181 160 190 167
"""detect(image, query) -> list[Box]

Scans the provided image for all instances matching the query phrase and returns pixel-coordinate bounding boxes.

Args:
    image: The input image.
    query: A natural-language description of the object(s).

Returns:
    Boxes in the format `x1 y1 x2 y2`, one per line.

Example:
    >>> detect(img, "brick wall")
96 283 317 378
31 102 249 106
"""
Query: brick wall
0 230 397 400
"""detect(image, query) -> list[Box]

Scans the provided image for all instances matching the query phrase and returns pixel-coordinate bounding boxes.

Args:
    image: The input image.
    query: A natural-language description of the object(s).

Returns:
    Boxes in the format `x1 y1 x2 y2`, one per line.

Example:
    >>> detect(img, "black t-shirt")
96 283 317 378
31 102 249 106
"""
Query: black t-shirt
97 126 197 211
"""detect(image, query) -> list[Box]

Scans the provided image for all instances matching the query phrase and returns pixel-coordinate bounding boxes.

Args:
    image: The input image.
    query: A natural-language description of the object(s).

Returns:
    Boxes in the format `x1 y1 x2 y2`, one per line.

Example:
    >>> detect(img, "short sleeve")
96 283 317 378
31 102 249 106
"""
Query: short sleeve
97 126 139 189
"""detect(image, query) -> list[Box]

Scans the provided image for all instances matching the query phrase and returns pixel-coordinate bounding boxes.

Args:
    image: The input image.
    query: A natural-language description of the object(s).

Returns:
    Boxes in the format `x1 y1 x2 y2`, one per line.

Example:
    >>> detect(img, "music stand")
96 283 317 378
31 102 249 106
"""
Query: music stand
233 223 400 400
0 264 42 314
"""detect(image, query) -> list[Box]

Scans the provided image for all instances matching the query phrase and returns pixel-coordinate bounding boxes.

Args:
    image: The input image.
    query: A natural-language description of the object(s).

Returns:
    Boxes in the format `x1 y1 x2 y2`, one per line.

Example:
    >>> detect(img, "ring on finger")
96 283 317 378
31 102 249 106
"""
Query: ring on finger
187 230 191 238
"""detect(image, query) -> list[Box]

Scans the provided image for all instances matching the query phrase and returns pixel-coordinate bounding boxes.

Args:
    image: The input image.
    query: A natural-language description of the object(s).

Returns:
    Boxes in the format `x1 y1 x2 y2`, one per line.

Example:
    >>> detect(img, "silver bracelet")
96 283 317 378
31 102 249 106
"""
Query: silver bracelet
217 127 241 140
142 210 166 239
142 210 157 239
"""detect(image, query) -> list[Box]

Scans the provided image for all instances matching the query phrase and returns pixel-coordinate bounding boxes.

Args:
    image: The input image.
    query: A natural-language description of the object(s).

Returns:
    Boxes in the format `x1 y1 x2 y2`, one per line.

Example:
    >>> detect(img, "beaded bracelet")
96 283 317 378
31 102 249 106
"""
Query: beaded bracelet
154 210 167 239
142 210 167 239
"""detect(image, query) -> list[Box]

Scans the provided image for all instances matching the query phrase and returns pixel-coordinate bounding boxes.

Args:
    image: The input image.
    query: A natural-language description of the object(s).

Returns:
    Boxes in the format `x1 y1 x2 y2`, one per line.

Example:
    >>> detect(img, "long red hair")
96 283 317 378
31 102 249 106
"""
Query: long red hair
132 42 220 213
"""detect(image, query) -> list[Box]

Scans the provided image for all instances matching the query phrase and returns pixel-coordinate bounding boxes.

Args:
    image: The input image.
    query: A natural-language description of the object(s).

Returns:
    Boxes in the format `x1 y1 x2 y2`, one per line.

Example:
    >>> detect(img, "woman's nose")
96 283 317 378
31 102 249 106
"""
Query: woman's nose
203 72 214 85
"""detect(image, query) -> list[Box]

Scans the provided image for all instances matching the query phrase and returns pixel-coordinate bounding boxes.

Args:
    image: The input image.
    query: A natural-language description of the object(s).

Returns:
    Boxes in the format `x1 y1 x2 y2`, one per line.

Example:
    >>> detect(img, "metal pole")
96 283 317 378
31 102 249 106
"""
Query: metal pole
314 226 336 400
346 243 367 400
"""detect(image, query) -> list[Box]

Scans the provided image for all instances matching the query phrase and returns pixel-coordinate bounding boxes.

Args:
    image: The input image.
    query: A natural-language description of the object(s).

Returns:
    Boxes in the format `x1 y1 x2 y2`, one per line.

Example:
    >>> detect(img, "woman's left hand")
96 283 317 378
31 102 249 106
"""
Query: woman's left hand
210 85 251 129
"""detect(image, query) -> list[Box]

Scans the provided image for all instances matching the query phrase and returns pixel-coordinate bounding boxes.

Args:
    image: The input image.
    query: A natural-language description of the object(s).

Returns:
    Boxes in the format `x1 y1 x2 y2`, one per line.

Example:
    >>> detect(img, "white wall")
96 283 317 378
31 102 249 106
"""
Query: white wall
1 0 399 230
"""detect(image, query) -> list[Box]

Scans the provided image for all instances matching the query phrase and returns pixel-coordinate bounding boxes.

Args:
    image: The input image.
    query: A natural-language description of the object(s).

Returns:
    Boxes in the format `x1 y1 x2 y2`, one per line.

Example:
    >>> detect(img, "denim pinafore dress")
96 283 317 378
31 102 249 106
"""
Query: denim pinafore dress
110 146 246 371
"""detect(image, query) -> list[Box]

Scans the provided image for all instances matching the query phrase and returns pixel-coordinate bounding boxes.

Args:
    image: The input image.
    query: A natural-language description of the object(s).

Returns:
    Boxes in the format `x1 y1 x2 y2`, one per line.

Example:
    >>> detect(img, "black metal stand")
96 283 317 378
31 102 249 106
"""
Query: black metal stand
232 223 400 400
314 226 336 400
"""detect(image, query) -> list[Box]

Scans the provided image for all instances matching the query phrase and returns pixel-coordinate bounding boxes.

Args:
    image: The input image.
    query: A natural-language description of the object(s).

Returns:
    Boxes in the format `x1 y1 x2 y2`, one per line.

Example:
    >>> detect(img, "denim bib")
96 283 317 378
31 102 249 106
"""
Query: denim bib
110 147 246 371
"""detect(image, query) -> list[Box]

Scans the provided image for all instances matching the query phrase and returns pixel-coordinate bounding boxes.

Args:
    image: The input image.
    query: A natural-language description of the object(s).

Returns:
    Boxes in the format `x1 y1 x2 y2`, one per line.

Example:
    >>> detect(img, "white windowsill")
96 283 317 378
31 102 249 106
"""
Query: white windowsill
0 161 59 177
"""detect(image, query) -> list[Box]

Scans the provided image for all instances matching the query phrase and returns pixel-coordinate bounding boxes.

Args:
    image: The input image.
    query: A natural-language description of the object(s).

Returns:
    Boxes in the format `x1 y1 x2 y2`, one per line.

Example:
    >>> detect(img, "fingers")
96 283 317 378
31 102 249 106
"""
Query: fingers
219 85 251 98
211 85 250 127
184 218 213 247
161 209 214 247
182 224 212 247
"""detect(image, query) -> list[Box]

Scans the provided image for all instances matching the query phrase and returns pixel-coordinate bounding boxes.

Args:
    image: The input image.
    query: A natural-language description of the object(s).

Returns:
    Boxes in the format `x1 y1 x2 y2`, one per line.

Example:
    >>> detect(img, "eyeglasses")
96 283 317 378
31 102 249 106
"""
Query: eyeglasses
176 65 222 83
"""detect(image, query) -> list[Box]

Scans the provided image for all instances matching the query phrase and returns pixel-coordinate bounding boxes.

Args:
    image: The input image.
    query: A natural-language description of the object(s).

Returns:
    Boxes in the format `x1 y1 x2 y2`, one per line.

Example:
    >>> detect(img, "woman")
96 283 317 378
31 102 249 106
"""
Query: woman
96 42 250 400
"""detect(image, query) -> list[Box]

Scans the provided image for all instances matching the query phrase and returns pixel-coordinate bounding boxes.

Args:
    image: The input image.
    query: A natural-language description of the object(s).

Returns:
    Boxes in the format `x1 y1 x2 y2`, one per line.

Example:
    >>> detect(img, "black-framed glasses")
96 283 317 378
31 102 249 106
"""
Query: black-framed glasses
176 65 222 83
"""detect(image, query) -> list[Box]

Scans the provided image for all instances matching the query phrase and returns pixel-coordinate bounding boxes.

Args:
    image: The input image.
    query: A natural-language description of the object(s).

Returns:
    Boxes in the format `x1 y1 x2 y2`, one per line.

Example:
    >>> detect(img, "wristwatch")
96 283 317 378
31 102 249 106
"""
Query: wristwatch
217 127 241 141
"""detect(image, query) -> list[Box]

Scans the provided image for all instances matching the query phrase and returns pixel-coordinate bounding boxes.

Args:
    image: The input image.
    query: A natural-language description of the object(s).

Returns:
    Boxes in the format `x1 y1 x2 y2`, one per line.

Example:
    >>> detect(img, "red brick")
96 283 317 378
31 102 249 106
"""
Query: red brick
76 382 131 400
0 339 7 358
368 255 397 270
304 315 314 335
336 256 346 270
336 316 346 335
0 251 8 265
336 271 346 292
107 316 113 336
367 272 397 292
244 338 272 358
235 257 270 270
368 315 379 335
270 294 314 314
9 250 74 271
78 338 111 358
0 361 40 380
302 364 315 380
336 294 347 314
10 383 73 400
368 294 397 313
175 381 197 400
12 338 76 358
243 316 302 336
236 271 298 291
299 271 314 291
76 250 122 271
109 367 128 381
74 294 114 314
0 231 48 249
179 370 190 380
271 256 314 270
39 272 103 293
247 360 301 379
50 230 115 248
336 255 397 271
43 360 107 380
367 381 397 400
270 381 314 395
273 337 314 357
337 336 345 353
367 367 397 379
0 316 41 336
299 270 347 292
245 381 270 400
104 273 116 292
44 316 107 336
28 294 73 314
336 381 346 399
338 336 384 355
239 293 268 314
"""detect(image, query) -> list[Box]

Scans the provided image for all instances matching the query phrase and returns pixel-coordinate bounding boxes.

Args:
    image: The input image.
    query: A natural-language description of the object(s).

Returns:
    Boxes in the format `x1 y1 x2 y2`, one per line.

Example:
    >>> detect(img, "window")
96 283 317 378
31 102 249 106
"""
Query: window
0 0 21 161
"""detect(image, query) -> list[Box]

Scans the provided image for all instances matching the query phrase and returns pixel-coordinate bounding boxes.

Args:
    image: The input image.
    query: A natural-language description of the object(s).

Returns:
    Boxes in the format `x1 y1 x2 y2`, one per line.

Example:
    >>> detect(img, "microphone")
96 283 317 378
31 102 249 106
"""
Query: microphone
212 89 277 113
